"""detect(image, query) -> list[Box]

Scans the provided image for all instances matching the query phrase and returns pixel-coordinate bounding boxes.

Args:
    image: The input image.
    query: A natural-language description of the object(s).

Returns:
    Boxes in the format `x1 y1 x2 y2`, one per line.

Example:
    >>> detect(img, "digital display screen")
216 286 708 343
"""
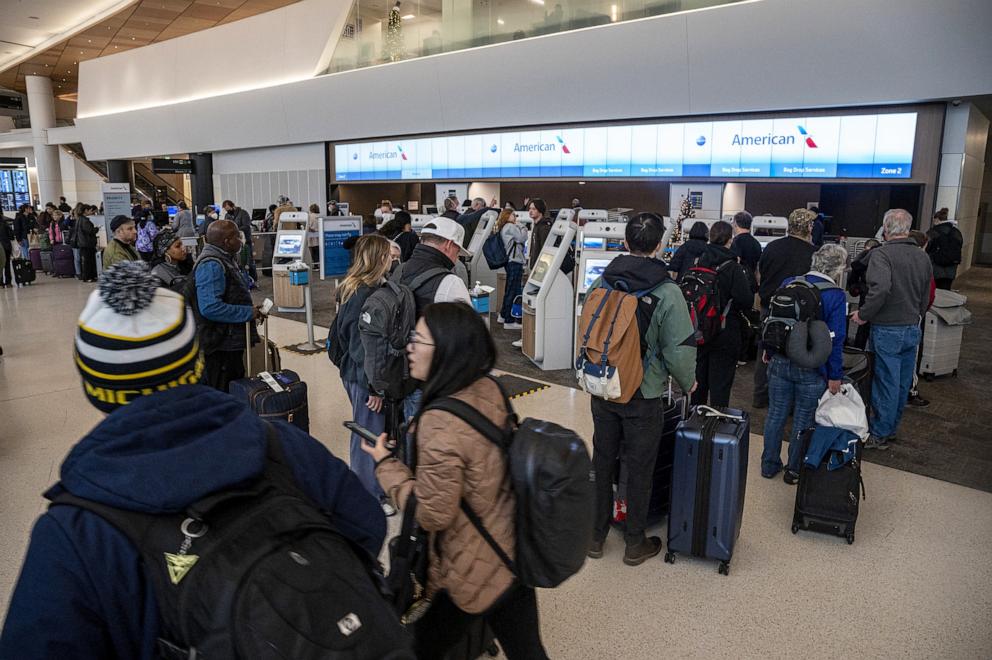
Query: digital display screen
276 234 303 256
583 258 612 292
334 112 917 182
583 237 605 249
530 252 554 284
167 206 178 216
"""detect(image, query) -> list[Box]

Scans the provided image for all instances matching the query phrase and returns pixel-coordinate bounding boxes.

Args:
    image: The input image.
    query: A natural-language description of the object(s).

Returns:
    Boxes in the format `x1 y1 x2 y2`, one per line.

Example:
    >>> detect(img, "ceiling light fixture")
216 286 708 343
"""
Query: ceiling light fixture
497 17 505 25
401 14 415 20
611 4 618 21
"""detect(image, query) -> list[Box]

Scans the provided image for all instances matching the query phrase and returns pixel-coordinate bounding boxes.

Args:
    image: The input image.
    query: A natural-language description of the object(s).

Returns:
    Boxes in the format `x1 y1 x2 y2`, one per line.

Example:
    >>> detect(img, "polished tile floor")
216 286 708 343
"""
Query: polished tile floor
2 276 991 658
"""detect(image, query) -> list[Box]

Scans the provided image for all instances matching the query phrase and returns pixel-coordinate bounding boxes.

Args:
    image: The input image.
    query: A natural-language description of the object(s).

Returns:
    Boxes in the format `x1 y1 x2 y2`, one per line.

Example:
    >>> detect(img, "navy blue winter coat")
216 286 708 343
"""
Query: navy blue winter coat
0 385 386 660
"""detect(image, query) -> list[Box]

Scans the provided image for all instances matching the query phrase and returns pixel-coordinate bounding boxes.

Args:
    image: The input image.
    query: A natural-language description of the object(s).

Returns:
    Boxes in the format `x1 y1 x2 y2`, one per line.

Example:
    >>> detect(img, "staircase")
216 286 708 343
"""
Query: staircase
60 143 190 206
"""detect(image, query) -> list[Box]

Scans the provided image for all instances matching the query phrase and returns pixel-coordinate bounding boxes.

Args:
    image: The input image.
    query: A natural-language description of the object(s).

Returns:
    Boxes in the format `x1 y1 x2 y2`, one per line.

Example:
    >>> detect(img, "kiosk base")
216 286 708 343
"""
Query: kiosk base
274 270 305 309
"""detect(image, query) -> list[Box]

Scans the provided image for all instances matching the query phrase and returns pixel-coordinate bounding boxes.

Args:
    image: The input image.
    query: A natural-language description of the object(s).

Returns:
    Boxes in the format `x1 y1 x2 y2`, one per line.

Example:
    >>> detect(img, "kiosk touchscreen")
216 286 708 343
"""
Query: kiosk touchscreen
573 219 629 357
521 217 577 371
467 210 500 288
752 215 788 250
275 233 304 258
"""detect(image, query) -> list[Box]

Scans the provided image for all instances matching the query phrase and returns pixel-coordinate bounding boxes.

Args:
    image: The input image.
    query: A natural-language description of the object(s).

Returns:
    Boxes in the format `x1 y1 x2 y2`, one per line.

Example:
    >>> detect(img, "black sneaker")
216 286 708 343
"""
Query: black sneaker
752 399 768 410
907 394 930 407
587 540 605 559
864 434 890 451
783 470 800 485
623 537 663 566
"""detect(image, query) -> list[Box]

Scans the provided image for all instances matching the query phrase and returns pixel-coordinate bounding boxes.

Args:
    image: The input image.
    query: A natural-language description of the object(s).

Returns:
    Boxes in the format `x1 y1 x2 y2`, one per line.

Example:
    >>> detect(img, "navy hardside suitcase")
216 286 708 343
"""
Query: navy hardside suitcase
665 406 749 575
229 320 309 432
791 428 865 544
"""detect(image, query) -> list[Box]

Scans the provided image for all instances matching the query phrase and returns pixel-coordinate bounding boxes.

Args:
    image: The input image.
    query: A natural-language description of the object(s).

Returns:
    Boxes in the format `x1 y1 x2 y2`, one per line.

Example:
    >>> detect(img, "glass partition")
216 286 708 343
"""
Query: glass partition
323 0 746 75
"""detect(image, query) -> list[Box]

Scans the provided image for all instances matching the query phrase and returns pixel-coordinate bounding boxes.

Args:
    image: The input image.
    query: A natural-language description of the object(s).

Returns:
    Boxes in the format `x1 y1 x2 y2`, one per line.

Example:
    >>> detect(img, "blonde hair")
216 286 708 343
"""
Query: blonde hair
495 208 515 232
339 234 391 303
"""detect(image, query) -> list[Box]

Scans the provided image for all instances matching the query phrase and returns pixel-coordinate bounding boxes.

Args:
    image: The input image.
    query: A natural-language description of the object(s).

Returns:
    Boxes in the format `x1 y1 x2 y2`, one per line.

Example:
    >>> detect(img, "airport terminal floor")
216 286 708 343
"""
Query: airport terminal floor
2 275 991 658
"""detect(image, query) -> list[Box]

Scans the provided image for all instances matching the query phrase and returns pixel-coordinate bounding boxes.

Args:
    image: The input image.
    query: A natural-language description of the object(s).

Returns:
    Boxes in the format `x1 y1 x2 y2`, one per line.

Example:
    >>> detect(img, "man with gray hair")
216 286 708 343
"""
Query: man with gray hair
851 209 933 450
455 196 498 248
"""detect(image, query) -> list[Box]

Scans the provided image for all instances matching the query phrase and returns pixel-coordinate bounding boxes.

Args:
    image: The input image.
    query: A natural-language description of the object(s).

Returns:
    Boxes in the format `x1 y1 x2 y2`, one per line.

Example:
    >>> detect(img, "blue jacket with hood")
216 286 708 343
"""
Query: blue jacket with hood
0 385 386 660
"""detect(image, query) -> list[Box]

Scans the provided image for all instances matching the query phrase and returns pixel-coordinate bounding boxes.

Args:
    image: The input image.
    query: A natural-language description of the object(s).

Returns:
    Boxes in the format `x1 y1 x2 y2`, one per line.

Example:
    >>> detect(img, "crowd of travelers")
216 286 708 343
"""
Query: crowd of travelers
0 190 961 658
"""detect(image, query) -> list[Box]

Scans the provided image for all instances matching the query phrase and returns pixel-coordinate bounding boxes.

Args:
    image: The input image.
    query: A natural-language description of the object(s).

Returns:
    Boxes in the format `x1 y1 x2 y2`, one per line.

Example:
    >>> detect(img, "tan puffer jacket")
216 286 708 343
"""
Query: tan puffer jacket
376 377 516 614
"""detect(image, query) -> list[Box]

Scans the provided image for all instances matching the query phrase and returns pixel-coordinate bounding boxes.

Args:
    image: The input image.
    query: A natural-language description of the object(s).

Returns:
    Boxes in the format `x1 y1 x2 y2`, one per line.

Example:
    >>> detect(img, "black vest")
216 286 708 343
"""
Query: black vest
191 253 256 353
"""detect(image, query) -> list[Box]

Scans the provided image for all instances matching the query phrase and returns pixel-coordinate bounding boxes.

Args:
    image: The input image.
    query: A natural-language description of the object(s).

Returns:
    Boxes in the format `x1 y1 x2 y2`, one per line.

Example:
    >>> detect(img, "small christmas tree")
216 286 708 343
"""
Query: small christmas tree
673 194 695 245
384 2 404 63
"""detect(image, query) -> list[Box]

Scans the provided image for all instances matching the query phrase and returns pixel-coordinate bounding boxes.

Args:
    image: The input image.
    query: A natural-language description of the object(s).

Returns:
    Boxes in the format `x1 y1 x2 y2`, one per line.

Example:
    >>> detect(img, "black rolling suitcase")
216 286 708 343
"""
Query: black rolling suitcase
842 347 873 411
12 258 35 285
665 406 749 575
229 319 309 432
791 428 865 545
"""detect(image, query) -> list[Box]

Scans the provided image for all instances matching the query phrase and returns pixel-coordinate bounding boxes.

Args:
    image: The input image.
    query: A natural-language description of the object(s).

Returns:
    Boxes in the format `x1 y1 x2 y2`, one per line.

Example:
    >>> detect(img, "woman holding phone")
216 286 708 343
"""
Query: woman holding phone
363 303 549 659
330 233 396 516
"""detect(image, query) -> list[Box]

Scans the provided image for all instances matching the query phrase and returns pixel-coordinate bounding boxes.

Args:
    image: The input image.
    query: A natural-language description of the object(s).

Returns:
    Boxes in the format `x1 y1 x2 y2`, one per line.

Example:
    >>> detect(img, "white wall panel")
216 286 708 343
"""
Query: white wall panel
75 0 992 160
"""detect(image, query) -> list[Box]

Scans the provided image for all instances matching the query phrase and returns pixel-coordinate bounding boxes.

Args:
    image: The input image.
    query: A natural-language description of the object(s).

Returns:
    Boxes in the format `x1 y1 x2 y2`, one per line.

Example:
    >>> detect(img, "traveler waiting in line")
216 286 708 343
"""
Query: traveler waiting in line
846 238 881 350
667 221 709 281
496 208 527 332
851 209 934 450
328 234 397 517
68 202 87 277
171 200 195 238
272 195 296 227
455 197 498 248
394 218 472 421
0 212 13 287
13 204 35 258
223 199 256 281
810 205 826 247
926 207 963 290
262 203 278 232
730 211 762 292
306 203 322 266
75 207 99 282
527 198 552 269
751 208 817 408
0 262 387 660
363 302 550 659
189 220 264 393
381 211 420 262
761 243 848 483
149 229 193 294
690 221 754 408
585 213 697 566
102 215 141 270
439 197 461 221
135 212 159 262
374 199 394 222
58 196 71 213
198 205 221 237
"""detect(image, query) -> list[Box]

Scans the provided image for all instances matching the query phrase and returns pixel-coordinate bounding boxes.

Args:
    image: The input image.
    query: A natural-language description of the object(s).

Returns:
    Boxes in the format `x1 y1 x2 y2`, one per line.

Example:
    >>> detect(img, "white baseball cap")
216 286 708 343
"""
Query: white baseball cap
421 217 470 257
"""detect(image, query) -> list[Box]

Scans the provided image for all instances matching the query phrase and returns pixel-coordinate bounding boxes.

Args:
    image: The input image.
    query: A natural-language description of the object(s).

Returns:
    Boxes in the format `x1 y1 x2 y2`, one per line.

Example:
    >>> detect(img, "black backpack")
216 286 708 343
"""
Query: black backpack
358 268 448 399
679 260 734 346
423 377 595 588
48 426 415 660
761 276 835 353
482 230 515 270
929 224 963 267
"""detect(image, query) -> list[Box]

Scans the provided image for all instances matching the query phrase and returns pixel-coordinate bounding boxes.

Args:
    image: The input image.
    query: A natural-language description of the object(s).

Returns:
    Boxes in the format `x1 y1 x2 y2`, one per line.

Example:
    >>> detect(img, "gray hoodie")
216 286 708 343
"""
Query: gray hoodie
859 238 933 326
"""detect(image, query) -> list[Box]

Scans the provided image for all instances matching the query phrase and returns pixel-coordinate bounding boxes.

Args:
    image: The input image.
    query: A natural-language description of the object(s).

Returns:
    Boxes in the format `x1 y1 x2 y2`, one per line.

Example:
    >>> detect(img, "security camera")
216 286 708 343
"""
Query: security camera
951 99 962 106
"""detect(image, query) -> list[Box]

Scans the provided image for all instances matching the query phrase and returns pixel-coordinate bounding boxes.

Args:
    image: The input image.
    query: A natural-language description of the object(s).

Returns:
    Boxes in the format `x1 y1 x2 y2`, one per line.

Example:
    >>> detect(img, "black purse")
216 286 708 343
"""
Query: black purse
386 493 432 624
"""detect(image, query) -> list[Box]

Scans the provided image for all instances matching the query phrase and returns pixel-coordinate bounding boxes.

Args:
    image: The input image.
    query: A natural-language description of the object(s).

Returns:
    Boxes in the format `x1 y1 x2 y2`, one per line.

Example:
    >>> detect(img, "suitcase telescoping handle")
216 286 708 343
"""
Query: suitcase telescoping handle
695 405 745 422
244 315 270 376
668 377 689 420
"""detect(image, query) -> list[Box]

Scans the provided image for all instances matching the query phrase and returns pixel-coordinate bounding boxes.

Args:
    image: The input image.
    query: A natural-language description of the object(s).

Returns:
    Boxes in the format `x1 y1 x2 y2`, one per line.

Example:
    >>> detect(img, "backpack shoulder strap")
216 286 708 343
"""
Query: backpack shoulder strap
422 397 509 449
407 267 450 292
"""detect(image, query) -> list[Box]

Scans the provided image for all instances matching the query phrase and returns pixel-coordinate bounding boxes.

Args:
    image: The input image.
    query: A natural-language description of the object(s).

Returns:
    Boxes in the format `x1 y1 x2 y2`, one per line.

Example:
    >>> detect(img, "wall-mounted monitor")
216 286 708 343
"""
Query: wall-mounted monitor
333 112 917 182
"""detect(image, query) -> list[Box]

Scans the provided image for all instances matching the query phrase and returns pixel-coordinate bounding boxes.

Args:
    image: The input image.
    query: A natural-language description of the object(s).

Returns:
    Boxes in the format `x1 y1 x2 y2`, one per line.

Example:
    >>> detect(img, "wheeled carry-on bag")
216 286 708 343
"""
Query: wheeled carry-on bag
842 347 873 411
52 244 75 278
229 318 310 432
12 258 35 285
792 428 865 544
29 247 42 272
665 405 749 575
39 249 54 275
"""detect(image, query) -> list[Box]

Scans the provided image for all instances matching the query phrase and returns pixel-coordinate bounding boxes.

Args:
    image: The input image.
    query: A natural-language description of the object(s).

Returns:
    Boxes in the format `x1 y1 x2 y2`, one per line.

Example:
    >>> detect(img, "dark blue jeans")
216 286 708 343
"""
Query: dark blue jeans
762 355 825 476
343 379 385 500
869 324 921 438
500 261 524 322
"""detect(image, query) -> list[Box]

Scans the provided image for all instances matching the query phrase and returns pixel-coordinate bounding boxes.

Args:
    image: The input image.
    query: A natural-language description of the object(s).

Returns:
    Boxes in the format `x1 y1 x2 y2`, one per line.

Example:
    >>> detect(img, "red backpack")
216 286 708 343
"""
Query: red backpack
679 260 734 346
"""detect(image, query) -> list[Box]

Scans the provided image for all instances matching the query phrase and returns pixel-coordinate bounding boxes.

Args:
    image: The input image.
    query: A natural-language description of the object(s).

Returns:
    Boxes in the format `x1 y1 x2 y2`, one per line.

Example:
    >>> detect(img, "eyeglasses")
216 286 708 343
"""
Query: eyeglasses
407 331 434 347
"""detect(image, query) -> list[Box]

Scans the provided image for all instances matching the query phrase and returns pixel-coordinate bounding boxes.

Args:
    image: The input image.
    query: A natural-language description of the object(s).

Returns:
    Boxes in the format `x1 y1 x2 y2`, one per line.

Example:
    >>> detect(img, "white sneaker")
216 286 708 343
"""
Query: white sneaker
511 339 523 348
504 322 523 330
496 315 506 323
381 501 397 517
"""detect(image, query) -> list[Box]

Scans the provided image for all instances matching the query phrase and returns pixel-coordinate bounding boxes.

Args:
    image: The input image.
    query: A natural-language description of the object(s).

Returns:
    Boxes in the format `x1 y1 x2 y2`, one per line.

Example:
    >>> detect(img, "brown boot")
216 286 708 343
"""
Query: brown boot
623 536 662 566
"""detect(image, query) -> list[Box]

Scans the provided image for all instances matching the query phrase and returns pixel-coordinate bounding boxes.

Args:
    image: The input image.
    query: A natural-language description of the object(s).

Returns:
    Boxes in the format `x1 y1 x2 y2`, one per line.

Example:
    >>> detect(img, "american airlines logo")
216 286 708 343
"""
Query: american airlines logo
513 136 571 154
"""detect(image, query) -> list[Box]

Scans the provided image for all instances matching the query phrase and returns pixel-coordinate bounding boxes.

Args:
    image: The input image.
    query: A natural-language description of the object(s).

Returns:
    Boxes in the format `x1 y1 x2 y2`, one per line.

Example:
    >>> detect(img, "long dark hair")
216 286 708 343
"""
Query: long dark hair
419 303 497 409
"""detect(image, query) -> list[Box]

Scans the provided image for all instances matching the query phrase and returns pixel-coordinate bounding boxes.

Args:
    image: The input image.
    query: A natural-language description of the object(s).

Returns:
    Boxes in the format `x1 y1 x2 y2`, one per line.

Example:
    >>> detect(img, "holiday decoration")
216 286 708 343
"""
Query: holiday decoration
673 193 695 245
384 2 404 63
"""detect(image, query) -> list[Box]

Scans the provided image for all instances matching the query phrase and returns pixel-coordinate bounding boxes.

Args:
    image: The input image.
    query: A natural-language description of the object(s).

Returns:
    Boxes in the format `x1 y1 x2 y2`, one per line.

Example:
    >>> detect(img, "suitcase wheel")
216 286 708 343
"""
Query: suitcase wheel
663 551 676 564
485 642 500 657
718 561 730 576
791 523 800 534
846 532 855 545
924 373 934 382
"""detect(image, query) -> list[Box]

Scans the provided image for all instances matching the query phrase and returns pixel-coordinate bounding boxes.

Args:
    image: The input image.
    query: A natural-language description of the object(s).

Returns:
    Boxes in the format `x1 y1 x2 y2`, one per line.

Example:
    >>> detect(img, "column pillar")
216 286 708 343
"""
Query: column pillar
191 153 214 214
106 159 132 186
24 75 64 206
935 102 989 273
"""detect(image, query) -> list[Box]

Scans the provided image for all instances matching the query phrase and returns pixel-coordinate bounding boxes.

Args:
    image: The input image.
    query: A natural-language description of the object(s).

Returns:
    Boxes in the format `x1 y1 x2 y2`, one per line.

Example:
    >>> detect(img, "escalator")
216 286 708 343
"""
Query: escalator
60 143 189 206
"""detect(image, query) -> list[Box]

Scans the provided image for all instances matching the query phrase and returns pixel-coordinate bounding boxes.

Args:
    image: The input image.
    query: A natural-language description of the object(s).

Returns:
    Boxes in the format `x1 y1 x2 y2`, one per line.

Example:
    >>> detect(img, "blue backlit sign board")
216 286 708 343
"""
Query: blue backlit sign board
334 112 916 182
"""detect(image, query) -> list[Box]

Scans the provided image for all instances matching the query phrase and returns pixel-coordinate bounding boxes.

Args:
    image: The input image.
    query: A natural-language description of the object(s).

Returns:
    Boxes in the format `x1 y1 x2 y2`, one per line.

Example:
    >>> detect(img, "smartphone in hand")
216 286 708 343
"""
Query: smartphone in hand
344 421 380 447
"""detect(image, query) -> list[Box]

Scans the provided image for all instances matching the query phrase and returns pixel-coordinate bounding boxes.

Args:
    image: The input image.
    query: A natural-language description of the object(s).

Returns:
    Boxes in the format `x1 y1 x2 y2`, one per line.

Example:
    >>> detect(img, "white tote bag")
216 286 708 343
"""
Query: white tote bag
814 384 869 440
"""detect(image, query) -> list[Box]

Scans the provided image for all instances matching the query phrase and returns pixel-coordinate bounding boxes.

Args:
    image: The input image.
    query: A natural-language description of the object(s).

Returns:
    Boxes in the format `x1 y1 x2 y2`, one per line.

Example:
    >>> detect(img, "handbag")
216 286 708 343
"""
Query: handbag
386 494 432 624
815 384 869 440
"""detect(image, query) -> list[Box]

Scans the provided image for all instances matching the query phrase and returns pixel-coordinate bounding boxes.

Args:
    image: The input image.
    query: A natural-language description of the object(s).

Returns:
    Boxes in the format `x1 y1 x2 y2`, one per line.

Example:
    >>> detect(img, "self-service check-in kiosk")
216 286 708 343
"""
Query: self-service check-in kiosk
410 214 435 234
273 211 310 311
521 215 577 371
573 218 629 358
752 215 788 250
467 210 499 289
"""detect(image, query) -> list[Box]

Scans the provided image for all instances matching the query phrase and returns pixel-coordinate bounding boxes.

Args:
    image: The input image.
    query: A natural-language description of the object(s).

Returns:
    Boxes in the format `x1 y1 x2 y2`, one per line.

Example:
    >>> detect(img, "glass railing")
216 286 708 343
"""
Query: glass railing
323 0 746 75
